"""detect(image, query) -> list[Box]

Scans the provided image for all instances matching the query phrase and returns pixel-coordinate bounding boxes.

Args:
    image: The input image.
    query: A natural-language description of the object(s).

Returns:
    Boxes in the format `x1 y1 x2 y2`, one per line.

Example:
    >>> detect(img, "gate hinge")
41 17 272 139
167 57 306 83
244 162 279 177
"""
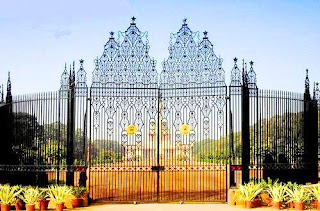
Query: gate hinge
151 166 164 171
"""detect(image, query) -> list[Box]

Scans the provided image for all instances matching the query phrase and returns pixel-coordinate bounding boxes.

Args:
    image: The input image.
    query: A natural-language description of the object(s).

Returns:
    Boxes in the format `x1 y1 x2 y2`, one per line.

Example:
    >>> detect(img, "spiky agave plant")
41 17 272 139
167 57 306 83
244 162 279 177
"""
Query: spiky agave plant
286 186 309 203
0 185 22 205
307 184 320 201
19 186 43 205
235 182 263 202
47 185 72 204
267 182 287 202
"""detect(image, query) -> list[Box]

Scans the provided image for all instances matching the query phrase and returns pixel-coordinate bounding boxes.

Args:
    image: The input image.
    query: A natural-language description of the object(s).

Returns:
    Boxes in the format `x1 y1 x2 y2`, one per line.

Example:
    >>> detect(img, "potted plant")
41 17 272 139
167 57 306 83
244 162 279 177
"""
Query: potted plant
307 184 320 210
286 182 300 208
259 177 279 206
235 182 263 209
267 182 287 209
0 185 21 211
47 185 71 211
287 186 309 210
19 186 43 211
38 188 49 211
71 186 86 208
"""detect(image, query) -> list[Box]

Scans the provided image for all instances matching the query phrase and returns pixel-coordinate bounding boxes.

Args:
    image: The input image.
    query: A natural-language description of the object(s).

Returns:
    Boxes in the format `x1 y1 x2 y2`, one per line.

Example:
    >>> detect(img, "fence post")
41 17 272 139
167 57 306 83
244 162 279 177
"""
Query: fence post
303 70 318 183
66 64 76 186
0 72 13 166
241 64 250 184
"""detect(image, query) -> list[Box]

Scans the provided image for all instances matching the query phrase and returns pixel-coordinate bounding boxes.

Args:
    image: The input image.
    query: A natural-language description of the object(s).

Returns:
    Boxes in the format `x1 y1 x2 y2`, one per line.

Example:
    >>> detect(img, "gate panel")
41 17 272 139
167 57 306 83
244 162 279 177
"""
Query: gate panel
159 87 228 201
89 88 159 201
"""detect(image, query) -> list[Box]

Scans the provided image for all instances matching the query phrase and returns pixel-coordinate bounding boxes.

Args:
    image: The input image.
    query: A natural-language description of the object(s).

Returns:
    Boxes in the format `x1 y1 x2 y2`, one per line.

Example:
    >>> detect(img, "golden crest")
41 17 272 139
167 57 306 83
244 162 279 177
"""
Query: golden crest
180 124 191 135
126 124 137 135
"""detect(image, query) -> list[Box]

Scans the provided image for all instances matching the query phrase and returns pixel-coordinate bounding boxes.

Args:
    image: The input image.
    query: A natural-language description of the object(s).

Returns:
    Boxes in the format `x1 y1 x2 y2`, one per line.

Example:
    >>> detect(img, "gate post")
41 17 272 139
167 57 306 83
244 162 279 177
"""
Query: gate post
241 65 250 184
303 70 318 183
66 64 76 186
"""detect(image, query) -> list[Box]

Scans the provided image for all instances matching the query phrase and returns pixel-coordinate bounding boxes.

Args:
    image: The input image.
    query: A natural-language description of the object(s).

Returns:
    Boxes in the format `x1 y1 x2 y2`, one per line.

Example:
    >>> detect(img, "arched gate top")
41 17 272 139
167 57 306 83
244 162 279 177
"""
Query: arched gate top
91 17 158 89
161 19 225 87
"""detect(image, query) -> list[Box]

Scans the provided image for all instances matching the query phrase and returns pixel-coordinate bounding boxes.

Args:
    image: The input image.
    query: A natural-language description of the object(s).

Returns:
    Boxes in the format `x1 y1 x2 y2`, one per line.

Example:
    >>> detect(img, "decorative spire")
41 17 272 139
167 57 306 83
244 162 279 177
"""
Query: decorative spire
76 59 87 88
60 63 69 91
242 59 248 84
230 57 242 86
305 69 310 94
314 82 319 103
6 71 12 103
247 60 257 87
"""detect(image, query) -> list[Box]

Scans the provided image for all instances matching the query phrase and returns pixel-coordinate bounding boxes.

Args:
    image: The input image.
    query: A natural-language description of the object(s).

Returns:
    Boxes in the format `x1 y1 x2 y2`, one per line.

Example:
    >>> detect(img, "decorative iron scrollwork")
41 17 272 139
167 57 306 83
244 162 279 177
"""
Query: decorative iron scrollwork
230 57 242 87
91 17 158 92
76 59 88 96
161 19 225 87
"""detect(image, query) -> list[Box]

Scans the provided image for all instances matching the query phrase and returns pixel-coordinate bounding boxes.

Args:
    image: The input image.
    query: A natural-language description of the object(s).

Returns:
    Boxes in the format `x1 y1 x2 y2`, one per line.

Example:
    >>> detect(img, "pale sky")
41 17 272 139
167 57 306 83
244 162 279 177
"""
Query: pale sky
0 0 319 95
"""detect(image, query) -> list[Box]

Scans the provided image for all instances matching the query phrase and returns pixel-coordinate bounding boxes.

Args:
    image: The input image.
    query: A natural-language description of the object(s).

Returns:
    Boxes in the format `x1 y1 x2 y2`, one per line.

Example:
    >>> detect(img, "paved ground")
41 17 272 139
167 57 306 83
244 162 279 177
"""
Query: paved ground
75 203 317 211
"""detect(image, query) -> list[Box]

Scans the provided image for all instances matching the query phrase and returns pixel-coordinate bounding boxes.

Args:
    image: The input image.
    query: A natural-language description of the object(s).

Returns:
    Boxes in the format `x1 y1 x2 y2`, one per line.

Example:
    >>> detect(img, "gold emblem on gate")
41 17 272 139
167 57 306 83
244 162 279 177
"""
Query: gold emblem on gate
180 124 191 135
126 124 137 135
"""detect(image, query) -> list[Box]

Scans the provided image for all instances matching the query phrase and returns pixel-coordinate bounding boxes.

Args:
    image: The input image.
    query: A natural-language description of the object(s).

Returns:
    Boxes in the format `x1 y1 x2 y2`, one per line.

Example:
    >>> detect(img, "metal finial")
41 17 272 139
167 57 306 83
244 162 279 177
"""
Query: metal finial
203 31 208 38
131 16 136 23
183 18 187 25
250 61 254 66
110 31 114 38
80 59 84 64
233 57 238 63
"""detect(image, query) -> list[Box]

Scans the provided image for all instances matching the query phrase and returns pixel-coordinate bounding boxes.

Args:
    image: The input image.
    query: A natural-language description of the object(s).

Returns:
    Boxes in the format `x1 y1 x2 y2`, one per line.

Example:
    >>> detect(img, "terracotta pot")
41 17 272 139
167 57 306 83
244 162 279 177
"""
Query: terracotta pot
244 201 254 209
317 200 320 211
71 198 83 208
81 192 89 207
273 201 281 210
227 189 236 205
15 201 25 210
1 204 11 211
26 204 35 211
266 197 273 206
39 199 50 211
253 198 262 207
295 202 304 210
56 203 65 211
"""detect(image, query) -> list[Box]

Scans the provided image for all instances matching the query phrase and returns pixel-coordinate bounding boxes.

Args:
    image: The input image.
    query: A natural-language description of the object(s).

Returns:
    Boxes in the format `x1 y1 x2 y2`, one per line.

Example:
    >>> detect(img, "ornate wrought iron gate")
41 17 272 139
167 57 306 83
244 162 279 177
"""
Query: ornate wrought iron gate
88 19 229 201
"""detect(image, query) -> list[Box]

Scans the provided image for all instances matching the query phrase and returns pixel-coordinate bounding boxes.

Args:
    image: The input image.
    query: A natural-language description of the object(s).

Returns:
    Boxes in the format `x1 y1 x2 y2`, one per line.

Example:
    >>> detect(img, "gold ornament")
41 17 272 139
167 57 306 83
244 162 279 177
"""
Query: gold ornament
180 124 191 135
126 124 137 135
